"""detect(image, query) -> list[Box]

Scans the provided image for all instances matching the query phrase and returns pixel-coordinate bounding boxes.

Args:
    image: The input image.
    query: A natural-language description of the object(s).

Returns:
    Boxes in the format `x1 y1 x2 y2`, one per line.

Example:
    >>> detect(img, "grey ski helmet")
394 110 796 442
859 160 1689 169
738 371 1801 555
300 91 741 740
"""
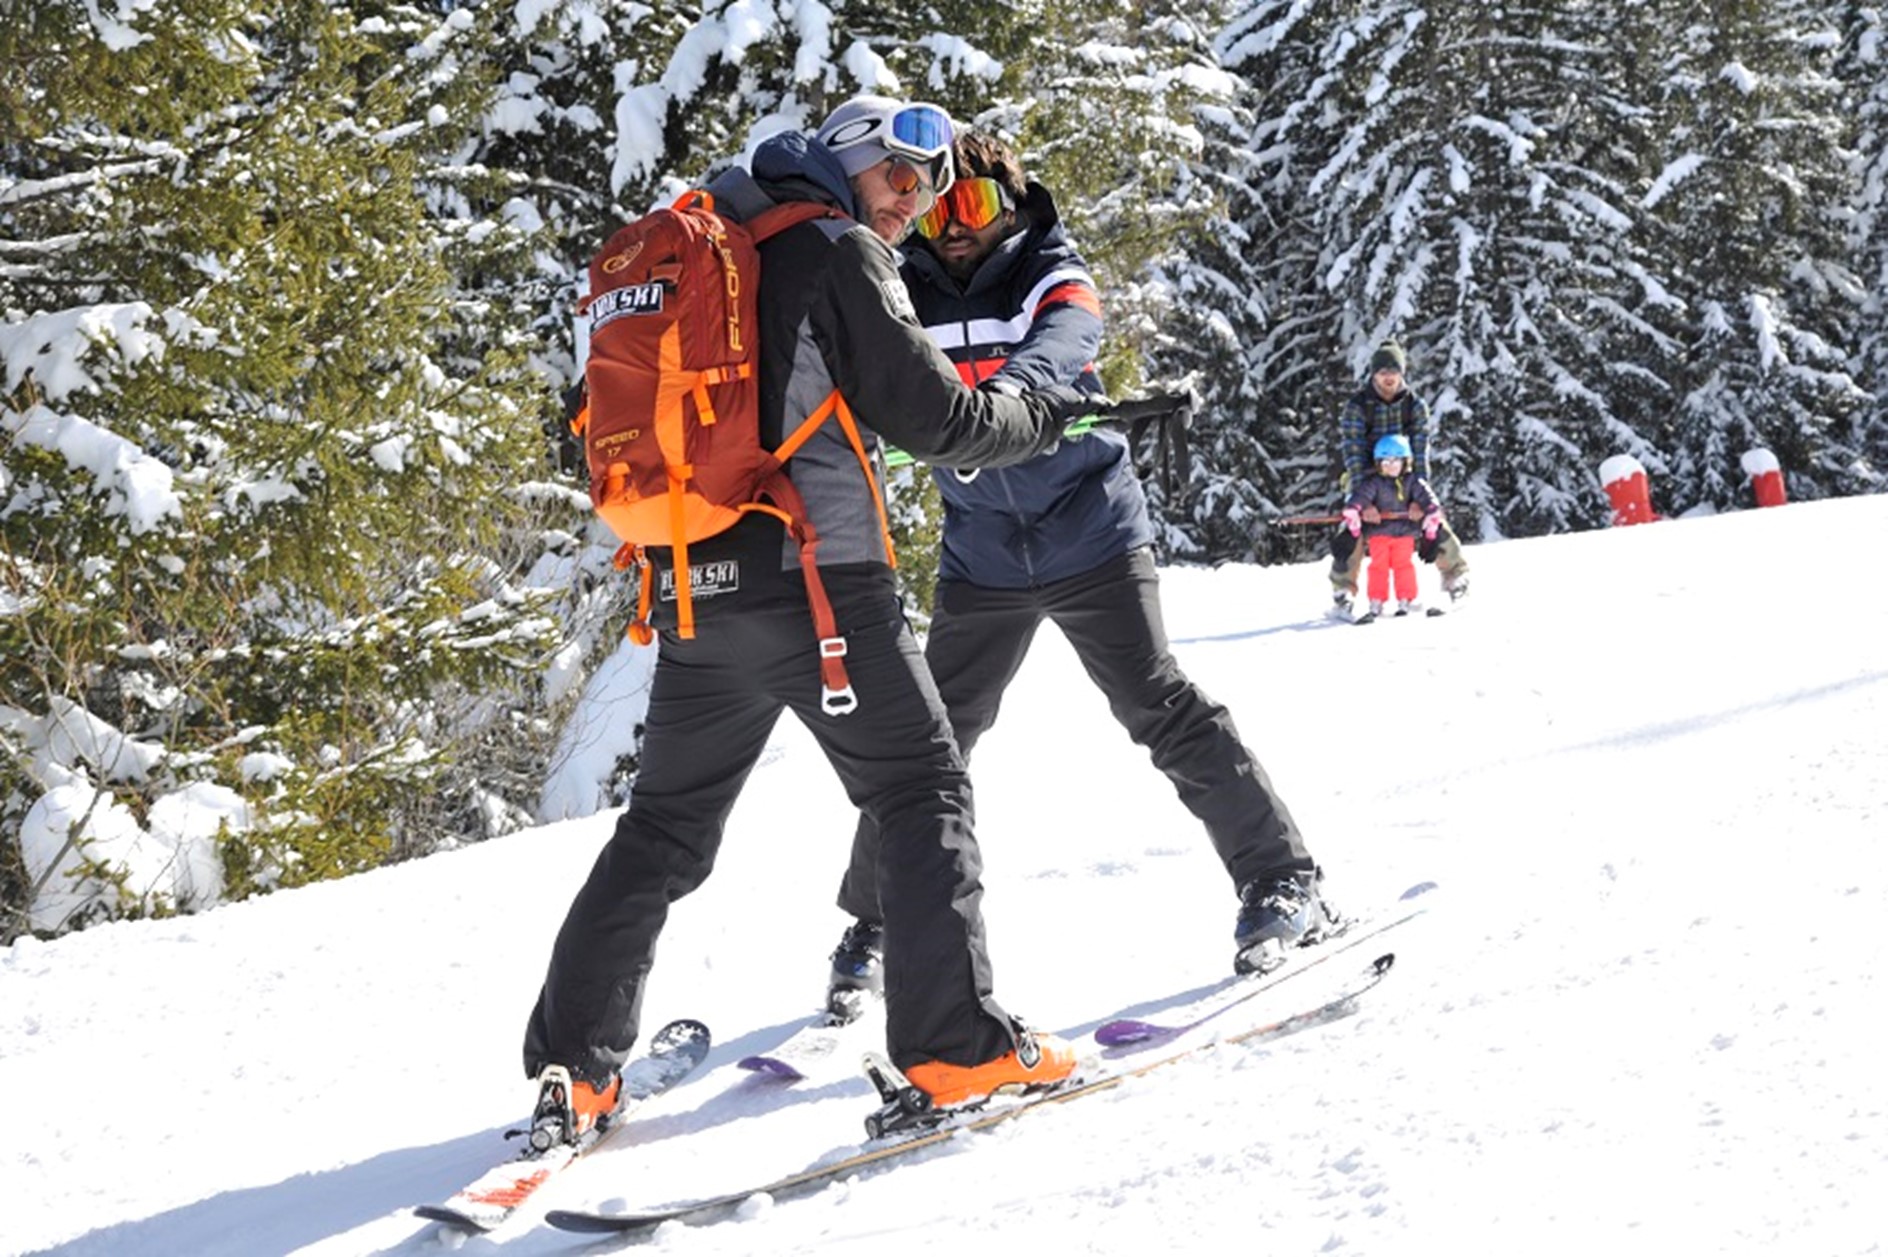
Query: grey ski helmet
816 96 956 195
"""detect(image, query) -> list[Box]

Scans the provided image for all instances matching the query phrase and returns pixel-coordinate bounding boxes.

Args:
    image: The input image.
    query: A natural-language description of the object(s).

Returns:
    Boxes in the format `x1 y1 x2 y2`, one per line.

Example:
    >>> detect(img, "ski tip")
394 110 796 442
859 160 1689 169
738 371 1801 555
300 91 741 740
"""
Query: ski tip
1093 1019 1159 1048
737 1055 806 1080
545 1208 641 1234
414 1204 497 1233
1398 880 1440 901
650 1018 712 1054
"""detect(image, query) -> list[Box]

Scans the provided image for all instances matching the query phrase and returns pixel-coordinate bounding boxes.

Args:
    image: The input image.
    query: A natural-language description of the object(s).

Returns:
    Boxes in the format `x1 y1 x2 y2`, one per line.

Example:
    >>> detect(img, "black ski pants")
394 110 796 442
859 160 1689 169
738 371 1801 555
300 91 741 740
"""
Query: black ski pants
836 546 1315 923
524 579 1016 1079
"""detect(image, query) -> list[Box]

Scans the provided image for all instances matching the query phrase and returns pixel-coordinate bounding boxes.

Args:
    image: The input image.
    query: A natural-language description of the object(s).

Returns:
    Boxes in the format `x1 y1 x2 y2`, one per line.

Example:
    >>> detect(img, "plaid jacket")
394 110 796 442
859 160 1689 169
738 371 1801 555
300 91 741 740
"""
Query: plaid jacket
1338 384 1432 485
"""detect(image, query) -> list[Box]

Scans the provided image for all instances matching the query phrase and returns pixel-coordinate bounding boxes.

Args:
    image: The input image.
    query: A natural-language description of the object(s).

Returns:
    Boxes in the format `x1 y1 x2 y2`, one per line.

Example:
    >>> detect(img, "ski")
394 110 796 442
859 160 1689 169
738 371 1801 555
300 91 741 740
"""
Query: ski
413 1018 710 1233
738 999 882 1082
543 955 1395 1237
1431 585 1469 616
1353 607 1428 624
1099 882 1436 1051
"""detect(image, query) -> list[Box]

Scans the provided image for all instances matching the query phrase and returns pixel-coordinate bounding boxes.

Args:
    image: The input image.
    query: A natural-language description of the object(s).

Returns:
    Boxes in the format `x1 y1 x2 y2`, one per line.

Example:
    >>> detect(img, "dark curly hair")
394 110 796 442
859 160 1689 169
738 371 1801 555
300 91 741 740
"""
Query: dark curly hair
952 130 1028 205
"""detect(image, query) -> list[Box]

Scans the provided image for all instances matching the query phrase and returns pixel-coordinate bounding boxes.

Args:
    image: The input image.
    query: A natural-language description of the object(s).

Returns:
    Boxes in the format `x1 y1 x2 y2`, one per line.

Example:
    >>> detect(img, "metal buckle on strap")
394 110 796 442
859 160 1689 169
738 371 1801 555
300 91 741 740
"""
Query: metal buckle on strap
821 685 858 717
818 636 848 658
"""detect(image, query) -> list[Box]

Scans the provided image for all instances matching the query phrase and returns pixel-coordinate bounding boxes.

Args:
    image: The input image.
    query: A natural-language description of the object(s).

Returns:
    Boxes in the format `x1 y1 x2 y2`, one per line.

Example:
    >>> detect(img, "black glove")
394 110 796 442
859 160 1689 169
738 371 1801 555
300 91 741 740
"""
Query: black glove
1417 533 1440 563
1023 384 1109 445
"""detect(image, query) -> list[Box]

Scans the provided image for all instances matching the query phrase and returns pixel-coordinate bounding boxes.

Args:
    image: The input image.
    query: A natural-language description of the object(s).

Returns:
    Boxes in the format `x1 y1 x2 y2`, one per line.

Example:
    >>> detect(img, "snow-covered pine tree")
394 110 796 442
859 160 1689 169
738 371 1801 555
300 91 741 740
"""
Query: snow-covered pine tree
1 0 559 936
1645 0 1871 512
993 0 1265 560
458 0 1044 808
1212 0 1686 550
1837 1 1888 473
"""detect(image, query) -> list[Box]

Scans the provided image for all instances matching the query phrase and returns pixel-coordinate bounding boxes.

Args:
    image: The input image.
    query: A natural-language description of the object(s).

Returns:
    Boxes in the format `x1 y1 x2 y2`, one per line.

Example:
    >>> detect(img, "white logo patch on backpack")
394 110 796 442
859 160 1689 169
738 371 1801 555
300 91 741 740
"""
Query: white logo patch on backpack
588 282 665 332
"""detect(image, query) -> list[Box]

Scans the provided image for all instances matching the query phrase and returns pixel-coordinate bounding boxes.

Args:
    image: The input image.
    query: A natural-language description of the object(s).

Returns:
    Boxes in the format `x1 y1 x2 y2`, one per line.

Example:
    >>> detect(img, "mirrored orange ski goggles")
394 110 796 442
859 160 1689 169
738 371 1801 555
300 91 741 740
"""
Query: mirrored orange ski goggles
915 177 1011 239
883 156 939 214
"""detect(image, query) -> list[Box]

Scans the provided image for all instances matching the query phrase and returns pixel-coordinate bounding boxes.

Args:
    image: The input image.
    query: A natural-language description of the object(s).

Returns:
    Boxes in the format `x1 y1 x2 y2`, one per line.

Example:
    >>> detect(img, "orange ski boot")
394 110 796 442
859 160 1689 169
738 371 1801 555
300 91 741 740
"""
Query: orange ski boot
903 1024 1078 1108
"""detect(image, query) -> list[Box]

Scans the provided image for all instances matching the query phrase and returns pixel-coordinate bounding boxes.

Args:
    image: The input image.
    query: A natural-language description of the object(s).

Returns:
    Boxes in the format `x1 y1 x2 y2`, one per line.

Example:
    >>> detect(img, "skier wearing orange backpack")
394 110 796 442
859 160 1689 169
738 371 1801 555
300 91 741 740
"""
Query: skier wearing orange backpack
522 97 1095 1146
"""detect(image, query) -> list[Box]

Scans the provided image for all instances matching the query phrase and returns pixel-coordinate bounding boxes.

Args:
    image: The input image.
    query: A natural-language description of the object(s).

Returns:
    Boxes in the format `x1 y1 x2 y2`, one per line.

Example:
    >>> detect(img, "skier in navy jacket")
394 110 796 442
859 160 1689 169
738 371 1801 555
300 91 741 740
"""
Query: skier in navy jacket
823 131 1336 1011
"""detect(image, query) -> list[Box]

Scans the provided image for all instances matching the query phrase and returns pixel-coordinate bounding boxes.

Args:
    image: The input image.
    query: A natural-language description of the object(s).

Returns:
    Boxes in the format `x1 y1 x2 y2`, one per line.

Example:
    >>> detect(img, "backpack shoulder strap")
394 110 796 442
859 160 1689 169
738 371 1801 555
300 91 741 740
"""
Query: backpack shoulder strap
746 199 846 243
669 189 842 242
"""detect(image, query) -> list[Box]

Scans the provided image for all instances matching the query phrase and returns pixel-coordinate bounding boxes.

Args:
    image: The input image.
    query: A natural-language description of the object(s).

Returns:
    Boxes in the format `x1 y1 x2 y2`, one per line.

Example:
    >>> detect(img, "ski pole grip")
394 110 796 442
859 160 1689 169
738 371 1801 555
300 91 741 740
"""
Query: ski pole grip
1108 391 1193 426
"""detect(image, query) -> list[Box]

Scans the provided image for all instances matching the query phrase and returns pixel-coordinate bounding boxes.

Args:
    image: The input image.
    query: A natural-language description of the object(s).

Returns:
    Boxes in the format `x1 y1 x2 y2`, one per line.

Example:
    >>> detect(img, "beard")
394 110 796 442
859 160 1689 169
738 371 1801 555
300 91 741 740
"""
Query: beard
869 209 912 245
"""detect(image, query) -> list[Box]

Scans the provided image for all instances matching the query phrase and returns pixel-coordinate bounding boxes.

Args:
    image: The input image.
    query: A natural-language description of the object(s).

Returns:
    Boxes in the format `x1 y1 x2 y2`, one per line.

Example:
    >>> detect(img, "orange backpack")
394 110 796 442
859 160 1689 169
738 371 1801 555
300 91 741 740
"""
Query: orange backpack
573 191 895 715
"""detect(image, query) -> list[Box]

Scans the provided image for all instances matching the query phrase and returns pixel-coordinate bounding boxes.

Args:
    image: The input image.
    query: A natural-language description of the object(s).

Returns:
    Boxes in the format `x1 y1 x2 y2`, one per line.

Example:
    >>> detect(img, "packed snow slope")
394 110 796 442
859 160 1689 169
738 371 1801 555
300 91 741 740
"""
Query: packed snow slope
5 494 1887 1257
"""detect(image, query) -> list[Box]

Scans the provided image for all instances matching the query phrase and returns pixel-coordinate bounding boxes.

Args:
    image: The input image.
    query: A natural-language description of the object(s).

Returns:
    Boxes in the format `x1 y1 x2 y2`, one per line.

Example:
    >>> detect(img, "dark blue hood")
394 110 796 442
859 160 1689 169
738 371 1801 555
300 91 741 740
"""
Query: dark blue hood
751 131 857 217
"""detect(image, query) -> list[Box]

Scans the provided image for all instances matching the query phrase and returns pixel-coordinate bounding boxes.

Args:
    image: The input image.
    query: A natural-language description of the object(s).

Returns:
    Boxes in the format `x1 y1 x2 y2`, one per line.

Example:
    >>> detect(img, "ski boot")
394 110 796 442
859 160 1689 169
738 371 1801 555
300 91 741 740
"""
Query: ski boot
525 1065 619 1152
826 918 884 1024
1233 870 1339 975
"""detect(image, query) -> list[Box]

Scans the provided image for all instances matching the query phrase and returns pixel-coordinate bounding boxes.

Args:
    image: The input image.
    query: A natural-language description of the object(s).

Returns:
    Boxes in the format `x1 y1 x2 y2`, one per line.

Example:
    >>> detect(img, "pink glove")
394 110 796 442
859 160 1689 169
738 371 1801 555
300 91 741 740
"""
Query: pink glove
1341 507 1362 537
1422 510 1442 541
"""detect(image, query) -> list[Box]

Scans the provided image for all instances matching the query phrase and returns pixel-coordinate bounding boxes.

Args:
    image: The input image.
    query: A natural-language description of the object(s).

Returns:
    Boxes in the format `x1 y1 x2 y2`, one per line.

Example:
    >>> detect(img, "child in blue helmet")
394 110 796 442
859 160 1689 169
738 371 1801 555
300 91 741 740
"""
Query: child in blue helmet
1341 434 1443 621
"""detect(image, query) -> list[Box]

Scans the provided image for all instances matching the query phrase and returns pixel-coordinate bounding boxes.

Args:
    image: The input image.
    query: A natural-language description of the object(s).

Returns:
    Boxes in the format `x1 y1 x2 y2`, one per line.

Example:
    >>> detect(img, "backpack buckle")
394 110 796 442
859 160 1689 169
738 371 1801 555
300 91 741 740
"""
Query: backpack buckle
821 685 859 717
818 635 848 659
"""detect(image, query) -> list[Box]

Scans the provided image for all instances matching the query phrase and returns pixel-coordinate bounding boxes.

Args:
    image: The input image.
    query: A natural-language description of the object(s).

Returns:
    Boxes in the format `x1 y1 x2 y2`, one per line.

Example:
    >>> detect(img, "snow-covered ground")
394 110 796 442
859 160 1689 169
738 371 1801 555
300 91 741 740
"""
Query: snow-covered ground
6 495 1887 1257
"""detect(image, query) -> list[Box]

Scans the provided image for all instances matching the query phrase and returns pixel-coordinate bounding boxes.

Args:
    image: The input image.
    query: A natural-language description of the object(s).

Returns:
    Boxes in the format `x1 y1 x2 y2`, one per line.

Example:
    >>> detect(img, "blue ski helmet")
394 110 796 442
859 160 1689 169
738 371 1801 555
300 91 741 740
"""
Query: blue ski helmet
1374 433 1413 463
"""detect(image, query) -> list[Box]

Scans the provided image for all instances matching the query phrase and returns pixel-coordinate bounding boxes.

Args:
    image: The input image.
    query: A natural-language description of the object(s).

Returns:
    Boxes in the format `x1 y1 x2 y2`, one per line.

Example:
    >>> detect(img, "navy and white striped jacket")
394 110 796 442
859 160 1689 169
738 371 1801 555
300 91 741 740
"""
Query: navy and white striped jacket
899 184 1154 589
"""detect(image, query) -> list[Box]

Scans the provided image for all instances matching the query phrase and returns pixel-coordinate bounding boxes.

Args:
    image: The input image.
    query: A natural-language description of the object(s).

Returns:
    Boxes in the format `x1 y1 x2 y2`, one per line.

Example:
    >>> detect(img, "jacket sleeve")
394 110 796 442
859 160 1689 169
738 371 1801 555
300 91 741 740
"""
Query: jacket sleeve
1338 394 1369 483
986 262 1104 393
812 228 1065 469
1410 395 1435 480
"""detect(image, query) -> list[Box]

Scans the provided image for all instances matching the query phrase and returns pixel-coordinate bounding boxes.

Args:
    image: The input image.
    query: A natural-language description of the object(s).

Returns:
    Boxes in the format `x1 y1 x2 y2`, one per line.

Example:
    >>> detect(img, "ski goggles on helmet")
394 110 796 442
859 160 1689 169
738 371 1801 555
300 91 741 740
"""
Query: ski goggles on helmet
884 104 953 167
823 101 956 198
915 177 1012 239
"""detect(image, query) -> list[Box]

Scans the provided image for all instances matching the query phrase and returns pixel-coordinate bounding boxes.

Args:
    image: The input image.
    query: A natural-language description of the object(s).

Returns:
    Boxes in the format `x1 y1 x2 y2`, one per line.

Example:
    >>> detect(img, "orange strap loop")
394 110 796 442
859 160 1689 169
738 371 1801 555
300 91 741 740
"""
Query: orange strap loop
667 464 696 638
738 493 855 714
619 546 655 646
827 393 898 570
771 391 897 569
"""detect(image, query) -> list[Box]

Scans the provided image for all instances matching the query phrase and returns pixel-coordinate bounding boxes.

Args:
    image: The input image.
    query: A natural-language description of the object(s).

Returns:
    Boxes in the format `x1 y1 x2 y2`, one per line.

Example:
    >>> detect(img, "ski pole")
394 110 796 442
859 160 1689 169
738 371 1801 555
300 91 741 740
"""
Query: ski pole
1274 507 1434 527
880 391 1193 471
881 412 1114 470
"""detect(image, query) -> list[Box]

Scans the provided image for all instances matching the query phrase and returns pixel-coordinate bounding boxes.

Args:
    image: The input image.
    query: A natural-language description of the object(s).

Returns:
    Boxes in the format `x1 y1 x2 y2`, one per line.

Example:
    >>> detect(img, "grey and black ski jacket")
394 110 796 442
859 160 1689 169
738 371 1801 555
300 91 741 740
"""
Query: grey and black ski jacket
633 133 1071 625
